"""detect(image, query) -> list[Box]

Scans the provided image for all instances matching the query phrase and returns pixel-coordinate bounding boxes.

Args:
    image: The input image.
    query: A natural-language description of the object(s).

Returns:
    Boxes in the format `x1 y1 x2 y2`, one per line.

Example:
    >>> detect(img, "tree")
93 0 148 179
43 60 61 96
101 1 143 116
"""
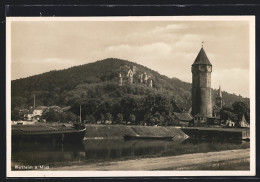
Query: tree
150 116 159 126
154 112 164 126
105 112 113 121
116 113 124 124
99 102 112 116
129 114 136 125
67 112 77 122
60 112 69 122
120 96 140 120
219 107 237 122
89 115 96 124
11 96 28 110
144 113 152 125
232 101 250 123
100 114 105 124
85 115 90 124
85 114 96 124
11 109 21 121
42 109 60 122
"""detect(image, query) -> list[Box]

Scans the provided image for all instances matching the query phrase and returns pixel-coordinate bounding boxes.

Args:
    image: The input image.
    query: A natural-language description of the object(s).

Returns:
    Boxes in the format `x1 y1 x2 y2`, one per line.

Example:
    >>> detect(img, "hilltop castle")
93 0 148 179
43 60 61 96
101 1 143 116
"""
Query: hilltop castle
118 67 153 88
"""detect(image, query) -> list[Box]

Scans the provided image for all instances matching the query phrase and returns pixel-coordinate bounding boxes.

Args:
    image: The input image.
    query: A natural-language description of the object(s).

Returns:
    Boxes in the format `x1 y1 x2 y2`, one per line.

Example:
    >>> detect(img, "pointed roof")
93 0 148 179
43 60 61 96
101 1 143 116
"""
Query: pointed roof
192 47 212 66
173 112 193 121
240 115 248 123
127 69 133 77
239 114 249 127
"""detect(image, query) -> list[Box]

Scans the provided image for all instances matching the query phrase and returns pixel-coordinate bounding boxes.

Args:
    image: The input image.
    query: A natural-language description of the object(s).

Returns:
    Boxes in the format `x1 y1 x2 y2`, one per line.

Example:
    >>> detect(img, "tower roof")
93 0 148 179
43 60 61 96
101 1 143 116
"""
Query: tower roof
192 47 212 66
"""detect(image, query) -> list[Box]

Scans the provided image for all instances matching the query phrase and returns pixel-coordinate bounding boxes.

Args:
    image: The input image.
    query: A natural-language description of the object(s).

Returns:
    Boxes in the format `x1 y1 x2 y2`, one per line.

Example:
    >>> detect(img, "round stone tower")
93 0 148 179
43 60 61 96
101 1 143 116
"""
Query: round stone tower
191 47 212 117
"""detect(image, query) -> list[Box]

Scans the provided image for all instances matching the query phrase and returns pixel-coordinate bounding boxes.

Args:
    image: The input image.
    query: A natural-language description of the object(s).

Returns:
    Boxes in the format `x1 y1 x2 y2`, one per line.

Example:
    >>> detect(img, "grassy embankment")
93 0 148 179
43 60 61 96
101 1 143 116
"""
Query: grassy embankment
158 157 250 170
84 124 188 140
49 149 250 171
175 158 250 170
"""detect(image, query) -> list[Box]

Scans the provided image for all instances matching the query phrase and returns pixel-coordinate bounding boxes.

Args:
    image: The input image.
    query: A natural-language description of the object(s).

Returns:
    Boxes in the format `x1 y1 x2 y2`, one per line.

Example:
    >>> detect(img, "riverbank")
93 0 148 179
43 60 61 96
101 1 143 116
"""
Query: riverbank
84 124 188 141
163 158 250 170
49 148 250 171
181 127 250 141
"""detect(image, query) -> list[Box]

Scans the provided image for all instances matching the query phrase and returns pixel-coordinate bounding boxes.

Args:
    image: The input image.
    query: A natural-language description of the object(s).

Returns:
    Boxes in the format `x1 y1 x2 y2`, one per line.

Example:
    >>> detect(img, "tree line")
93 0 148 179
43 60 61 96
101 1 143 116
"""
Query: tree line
11 92 250 127
220 101 250 125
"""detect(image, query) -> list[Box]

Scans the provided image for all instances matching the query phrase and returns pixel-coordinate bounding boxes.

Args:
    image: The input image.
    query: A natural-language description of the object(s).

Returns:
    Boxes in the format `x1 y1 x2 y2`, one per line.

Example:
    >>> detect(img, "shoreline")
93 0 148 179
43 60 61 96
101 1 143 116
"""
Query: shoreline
48 148 250 171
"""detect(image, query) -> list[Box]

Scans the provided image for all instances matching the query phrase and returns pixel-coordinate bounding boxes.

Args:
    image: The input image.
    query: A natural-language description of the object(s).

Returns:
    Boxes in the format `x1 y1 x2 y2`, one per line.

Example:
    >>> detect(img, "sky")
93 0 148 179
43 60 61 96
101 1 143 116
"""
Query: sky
10 17 252 97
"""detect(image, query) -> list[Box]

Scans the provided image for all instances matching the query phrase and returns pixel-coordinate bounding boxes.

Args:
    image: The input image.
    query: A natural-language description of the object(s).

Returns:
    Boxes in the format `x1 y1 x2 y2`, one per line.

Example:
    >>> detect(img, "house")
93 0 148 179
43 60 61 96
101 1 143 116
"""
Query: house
33 109 43 116
33 108 44 121
226 119 235 127
194 113 207 125
24 113 34 121
23 107 44 121
105 120 112 125
173 112 193 126
239 115 250 128
207 116 221 126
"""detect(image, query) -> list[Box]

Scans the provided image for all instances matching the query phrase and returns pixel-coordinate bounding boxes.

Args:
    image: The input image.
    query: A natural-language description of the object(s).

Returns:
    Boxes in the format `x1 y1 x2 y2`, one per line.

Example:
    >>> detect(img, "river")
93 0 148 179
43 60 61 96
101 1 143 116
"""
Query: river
11 138 249 170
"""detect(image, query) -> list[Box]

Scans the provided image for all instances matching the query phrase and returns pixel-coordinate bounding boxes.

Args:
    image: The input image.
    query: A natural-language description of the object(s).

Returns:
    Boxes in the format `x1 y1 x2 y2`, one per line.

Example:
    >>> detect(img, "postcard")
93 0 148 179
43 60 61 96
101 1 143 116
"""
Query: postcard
6 16 255 177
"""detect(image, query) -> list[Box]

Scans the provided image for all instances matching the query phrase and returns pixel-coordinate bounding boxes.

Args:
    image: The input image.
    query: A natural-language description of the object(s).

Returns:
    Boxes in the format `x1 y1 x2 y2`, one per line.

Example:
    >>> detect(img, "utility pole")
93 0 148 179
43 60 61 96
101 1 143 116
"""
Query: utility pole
33 93 35 110
80 104 82 124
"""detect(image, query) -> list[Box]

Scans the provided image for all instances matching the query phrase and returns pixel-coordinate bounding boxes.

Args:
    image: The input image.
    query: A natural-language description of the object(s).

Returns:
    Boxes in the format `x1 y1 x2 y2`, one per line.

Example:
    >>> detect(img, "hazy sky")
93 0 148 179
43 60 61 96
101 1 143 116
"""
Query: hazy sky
10 18 251 97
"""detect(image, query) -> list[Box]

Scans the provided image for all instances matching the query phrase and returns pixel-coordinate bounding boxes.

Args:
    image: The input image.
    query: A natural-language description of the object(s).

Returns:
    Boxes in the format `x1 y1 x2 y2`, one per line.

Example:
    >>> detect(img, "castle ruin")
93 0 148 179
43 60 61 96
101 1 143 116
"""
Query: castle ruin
118 68 153 88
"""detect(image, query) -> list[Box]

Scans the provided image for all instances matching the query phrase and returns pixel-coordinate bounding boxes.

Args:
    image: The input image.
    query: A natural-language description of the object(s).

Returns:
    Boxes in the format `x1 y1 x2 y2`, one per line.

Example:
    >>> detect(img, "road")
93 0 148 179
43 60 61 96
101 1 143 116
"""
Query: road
49 148 250 171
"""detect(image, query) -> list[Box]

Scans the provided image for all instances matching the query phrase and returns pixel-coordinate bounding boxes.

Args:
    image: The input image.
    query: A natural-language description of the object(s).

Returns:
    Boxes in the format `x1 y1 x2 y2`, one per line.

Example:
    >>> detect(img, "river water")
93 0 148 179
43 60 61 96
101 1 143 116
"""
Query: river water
11 138 249 170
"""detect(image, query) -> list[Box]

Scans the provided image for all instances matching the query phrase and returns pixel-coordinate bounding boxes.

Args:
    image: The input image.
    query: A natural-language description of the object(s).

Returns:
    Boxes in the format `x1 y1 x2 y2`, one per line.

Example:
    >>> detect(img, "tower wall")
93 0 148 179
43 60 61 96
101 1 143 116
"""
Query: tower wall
191 65 212 117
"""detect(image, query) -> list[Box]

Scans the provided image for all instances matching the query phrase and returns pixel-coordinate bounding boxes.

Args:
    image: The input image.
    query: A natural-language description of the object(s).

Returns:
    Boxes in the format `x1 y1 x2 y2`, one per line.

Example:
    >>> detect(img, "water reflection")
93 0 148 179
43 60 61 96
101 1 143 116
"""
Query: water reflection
182 138 244 145
11 138 249 169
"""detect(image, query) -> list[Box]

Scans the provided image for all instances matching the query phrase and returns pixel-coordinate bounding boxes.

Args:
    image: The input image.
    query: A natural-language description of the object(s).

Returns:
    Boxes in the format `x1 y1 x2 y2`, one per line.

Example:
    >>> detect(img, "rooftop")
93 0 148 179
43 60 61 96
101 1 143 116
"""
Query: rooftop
192 47 212 66
173 112 193 121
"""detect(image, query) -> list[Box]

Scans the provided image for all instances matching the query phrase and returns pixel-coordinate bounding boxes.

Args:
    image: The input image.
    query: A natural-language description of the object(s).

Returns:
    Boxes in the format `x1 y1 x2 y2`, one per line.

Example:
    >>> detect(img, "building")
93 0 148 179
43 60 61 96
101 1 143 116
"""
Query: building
143 72 148 84
118 73 123 86
33 109 43 121
193 113 207 125
149 79 153 88
139 72 149 84
138 74 143 83
127 69 134 84
213 86 223 117
173 112 193 126
226 119 235 127
215 85 223 108
207 116 221 126
24 113 34 121
191 47 212 118
117 66 154 87
239 115 250 128
33 109 43 116
23 108 43 121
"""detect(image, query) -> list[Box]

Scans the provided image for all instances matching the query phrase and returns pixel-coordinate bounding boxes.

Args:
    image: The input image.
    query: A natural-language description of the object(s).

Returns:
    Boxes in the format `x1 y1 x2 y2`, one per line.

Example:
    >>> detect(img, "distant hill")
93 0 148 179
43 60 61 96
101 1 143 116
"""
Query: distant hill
11 58 249 115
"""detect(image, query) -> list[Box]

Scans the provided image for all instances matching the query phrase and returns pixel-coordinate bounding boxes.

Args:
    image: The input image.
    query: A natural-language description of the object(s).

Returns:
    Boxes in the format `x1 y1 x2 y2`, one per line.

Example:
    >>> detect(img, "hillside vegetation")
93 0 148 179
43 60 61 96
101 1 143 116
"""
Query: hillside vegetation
11 58 249 124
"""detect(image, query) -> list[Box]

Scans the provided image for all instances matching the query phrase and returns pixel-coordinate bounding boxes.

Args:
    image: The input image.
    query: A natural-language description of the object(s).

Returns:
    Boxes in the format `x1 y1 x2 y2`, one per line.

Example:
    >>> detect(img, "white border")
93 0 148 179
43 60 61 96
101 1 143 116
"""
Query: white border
6 16 256 177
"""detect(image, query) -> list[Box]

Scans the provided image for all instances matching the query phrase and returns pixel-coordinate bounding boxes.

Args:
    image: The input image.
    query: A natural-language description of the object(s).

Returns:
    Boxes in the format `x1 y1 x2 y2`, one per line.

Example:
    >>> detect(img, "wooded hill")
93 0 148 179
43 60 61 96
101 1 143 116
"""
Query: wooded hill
11 58 249 124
